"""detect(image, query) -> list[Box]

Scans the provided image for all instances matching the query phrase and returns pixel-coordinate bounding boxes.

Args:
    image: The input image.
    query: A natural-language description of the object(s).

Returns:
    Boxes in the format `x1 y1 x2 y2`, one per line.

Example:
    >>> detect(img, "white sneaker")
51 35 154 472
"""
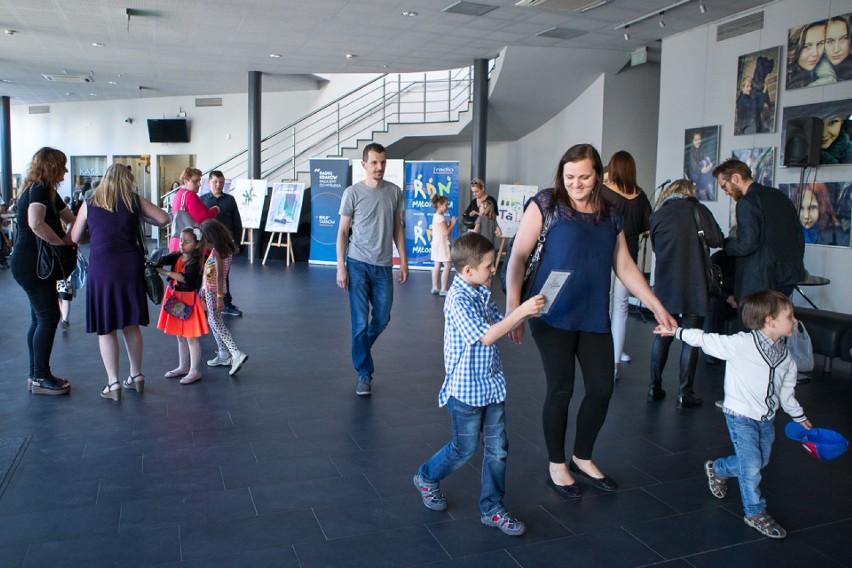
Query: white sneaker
229 352 248 376
207 355 231 367
620 353 631 363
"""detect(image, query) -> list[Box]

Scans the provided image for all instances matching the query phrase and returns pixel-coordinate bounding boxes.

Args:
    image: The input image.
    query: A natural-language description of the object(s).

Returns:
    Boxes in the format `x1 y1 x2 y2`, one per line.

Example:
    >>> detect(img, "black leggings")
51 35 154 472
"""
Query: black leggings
12 268 61 379
530 320 614 463
650 314 704 396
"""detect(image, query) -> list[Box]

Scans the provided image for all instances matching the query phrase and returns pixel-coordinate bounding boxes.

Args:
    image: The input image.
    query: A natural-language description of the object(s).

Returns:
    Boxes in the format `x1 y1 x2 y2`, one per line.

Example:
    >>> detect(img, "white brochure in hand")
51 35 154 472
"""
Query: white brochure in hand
539 270 572 315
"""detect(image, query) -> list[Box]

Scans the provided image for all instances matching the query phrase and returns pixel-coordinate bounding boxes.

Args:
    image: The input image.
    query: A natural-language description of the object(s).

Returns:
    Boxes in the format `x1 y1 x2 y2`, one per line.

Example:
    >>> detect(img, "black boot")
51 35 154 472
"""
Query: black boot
649 334 671 403
676 316 703 408
647 386 666 402
676 394 703 408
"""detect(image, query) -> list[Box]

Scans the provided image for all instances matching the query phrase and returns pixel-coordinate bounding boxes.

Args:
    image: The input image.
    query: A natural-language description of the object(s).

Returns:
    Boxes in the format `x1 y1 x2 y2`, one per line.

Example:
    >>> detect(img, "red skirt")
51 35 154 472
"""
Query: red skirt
157 288 209 338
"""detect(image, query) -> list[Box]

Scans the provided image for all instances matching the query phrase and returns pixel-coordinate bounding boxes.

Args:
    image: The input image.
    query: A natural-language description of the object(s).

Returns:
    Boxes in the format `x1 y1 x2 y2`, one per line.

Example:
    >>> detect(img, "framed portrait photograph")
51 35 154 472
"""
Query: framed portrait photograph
780 98 852 166
683 126 720 201
732 147 775 187
786 13 852 90
735 47 781 134
779 181 851 248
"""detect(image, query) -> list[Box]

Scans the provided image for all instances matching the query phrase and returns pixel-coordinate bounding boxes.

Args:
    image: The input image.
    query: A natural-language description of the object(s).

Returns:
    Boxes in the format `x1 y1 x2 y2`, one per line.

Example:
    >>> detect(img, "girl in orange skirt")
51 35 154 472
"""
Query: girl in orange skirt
157 227 208 384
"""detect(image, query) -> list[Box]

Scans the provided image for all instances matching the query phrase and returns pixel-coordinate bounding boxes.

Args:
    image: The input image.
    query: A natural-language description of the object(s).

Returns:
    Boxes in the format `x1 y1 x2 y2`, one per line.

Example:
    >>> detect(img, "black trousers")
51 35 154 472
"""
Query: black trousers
530 319 614 463
12 259 61 379
650 314 704 397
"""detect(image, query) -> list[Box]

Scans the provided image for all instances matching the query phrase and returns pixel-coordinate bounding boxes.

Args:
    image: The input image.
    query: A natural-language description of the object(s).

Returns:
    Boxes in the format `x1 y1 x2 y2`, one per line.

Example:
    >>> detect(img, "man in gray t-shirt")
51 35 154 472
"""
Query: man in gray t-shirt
336 143 409 396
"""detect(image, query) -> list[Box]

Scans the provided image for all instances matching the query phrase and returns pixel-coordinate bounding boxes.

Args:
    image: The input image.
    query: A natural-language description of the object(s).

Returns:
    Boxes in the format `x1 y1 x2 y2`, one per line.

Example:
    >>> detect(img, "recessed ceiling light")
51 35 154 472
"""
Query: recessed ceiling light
345 53 358 59
269 53 281 58
66 92 72 96
91 42 105 47
0 79 13 83
108 81 118 85
4 29 16 36
89 92 97 96
401 11 418 17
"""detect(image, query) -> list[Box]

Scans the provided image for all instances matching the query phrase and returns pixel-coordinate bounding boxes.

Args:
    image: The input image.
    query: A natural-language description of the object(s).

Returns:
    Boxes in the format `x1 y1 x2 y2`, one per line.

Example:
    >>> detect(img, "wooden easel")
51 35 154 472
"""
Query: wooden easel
262 231 294 265
241 228 255 264
495 236 509 268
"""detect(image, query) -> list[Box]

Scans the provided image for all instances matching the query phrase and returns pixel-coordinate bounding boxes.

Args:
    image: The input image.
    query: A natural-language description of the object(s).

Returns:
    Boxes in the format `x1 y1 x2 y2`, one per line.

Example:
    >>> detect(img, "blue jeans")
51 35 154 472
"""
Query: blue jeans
418 398 508 516
714 413 775 517
347 258 393 378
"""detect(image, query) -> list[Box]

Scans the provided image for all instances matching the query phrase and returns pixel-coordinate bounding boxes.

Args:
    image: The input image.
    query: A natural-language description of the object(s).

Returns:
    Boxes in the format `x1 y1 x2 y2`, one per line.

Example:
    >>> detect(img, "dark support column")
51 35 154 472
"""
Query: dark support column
470 59 488 182
247 71 262 260
1 96 12 204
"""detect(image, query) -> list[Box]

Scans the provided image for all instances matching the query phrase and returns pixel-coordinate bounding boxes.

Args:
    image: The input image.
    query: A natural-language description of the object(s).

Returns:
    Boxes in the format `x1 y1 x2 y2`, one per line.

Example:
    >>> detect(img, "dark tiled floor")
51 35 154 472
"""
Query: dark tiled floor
0 259 850 568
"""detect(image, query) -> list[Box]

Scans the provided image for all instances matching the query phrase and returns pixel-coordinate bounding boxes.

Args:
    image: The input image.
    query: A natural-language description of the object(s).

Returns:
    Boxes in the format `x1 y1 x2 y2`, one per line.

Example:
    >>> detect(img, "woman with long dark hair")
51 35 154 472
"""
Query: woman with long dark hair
602 151 652 379
506 144 675 497
10 147 76 395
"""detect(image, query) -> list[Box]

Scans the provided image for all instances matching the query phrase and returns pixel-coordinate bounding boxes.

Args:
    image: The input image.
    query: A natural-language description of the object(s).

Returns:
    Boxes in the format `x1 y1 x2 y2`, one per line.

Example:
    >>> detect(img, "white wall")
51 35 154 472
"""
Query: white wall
657 0 852 313
9 74 379 198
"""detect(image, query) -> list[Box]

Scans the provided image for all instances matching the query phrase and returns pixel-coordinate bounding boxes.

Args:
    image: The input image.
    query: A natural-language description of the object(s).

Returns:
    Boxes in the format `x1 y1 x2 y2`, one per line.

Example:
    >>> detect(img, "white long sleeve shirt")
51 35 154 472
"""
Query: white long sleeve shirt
676 328 807 423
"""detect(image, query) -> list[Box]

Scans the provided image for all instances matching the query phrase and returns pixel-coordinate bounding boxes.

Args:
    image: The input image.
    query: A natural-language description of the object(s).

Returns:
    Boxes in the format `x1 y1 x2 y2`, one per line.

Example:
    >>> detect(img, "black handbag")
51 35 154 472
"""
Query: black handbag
136 196 165 305
37 239 77 281
500 199 555 300
33 184 77 281
692 205 723 296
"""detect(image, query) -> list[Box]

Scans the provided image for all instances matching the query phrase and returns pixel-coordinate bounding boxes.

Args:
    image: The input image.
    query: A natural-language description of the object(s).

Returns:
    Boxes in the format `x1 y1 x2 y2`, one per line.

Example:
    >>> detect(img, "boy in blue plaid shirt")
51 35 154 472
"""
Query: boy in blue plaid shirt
413 233 545 536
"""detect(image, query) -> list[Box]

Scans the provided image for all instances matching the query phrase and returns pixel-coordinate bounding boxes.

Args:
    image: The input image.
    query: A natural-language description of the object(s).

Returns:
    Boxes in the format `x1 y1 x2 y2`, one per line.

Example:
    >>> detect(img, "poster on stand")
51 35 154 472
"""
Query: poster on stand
309 159 351 264
497 184 539 238
231 179 268 230
265 182 305 233
403 161 459 268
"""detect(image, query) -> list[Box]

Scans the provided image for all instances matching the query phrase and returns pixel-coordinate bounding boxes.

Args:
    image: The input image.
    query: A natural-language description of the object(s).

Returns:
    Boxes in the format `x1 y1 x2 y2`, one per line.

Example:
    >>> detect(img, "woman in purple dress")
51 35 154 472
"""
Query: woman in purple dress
71 164 169 401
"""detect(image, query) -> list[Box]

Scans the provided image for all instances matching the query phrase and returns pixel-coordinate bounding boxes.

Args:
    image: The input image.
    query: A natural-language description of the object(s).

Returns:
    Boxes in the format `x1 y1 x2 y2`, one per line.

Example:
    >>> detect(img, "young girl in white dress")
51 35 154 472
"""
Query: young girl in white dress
429 194 456 296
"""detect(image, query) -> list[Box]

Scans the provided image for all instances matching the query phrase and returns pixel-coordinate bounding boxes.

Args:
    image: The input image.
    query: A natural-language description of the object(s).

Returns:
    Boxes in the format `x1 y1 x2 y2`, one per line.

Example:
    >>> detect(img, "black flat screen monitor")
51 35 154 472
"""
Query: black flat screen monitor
147 119 190 143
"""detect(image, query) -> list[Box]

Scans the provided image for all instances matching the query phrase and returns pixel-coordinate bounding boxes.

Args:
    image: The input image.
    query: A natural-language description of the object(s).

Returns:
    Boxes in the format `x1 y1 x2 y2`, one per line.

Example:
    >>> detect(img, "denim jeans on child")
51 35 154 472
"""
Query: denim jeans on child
714 413 775 517
346 257 393 378
418 397 508 515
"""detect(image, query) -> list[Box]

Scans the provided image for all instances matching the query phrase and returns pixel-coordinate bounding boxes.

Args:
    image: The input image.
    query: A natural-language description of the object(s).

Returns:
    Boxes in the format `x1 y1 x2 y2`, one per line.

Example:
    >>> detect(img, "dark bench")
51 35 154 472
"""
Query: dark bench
794 308 852 374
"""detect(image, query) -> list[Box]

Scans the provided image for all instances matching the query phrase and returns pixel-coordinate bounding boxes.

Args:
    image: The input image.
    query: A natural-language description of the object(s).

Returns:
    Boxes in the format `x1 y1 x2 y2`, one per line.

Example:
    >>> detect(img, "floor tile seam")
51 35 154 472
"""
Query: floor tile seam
420 520 455 563
636 485 690 515
247 486 259 517
536 503 576 535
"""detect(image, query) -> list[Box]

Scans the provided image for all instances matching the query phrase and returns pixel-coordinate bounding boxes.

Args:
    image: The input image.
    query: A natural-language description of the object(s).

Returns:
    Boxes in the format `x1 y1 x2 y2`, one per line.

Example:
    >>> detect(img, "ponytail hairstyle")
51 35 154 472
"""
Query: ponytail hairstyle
180 227 205 264
480 199 497 220
430 193 448 210
200 219 237 257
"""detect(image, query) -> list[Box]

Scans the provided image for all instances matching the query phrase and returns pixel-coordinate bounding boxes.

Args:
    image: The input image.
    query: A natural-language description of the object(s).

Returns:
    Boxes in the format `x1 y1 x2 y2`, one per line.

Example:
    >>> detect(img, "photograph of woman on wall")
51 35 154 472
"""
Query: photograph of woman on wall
786 13 852 89
779 182 851 248
781 99 852 166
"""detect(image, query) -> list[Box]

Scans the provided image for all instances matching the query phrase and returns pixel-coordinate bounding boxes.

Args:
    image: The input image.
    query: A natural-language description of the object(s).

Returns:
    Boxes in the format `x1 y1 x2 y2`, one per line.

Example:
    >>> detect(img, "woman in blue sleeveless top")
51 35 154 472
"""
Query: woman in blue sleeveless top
505 144 676 498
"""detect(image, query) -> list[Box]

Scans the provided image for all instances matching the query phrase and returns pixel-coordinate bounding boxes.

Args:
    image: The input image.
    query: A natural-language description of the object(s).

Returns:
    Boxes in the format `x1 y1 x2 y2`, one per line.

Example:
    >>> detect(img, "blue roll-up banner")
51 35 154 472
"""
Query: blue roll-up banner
404 161 460 268
309 159 351 264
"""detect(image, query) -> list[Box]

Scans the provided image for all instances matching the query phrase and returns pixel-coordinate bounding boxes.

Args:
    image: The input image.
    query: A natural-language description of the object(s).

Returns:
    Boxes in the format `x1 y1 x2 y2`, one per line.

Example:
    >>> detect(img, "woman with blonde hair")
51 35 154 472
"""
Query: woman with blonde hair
72 163 169 400
461 178 498 231
11 147 76 395
648 179 723 407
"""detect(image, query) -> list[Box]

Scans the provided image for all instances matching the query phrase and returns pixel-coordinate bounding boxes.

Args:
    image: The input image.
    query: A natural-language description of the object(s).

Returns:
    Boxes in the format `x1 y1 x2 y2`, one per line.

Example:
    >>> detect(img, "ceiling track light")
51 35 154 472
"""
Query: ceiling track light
699 1 706 14
658 12 666 28
623 26 630 40
614 0 695 31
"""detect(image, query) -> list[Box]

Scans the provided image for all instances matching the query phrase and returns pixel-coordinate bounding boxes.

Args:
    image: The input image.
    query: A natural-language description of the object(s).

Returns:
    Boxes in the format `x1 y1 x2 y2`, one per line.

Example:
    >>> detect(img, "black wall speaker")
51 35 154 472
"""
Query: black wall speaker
784 117 822 167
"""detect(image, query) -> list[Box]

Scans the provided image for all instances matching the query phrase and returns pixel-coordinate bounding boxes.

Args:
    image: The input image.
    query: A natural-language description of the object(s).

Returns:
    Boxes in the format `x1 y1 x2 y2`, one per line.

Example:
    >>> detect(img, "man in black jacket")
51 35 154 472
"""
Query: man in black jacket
201 170 244 316
713 159 806 321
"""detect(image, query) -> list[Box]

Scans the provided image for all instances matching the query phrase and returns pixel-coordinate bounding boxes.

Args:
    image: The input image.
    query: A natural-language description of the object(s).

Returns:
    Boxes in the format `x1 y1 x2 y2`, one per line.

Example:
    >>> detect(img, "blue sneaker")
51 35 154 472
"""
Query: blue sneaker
481 510 525 536
413 474 447 511
355 375 372 396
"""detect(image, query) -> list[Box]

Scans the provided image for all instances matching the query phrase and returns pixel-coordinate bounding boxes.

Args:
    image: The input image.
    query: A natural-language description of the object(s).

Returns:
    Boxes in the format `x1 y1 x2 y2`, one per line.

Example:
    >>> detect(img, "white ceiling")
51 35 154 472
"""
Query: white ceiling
0 0 769 105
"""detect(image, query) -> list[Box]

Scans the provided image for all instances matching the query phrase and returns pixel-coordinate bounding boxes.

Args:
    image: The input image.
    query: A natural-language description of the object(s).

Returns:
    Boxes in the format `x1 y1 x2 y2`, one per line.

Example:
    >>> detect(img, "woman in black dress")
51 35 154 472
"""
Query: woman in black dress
461 178 498 231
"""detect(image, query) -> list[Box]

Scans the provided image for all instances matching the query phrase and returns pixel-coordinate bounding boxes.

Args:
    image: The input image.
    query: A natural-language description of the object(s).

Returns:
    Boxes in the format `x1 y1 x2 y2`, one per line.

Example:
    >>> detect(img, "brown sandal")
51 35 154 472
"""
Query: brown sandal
100 382 121 402
123 373 145 393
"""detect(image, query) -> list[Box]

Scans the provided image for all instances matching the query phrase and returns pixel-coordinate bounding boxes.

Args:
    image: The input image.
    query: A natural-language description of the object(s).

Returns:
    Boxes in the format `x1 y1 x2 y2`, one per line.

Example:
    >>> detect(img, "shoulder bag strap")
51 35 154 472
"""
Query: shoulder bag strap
135 195 149 258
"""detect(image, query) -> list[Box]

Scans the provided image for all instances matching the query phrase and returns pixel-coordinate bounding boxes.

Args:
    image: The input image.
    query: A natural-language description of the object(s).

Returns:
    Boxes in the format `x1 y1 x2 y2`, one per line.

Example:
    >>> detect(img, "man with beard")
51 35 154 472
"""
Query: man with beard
713 159 806 327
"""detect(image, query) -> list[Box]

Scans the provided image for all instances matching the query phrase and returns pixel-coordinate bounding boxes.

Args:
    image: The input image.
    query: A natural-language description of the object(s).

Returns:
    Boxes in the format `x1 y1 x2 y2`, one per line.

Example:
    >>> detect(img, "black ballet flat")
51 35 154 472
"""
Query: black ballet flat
569 461 618 492
545 476 582 499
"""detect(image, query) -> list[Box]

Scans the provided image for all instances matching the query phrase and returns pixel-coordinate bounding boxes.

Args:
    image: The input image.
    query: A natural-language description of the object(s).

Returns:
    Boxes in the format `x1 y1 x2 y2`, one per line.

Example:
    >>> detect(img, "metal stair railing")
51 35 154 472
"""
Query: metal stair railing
207 63 489 182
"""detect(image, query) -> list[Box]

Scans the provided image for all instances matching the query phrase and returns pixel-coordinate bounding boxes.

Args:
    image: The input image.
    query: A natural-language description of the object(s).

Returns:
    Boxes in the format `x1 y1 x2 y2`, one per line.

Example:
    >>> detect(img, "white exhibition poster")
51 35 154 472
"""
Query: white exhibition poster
265 182 305 233
497 184 538 238
539 270 572 315
231 179 268 230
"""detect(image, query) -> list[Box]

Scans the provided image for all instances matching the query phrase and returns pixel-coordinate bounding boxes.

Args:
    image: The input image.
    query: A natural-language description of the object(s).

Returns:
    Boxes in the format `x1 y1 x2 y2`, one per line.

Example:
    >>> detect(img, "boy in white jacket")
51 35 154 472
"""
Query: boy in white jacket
655 289 812 540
